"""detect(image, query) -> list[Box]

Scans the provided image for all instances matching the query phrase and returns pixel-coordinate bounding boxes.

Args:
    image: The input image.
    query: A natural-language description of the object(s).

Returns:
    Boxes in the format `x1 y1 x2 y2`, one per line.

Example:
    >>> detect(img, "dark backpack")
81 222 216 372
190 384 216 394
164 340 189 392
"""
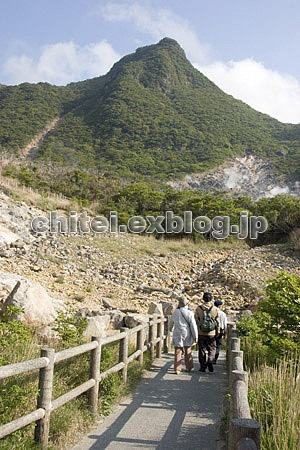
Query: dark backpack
198 306 217 333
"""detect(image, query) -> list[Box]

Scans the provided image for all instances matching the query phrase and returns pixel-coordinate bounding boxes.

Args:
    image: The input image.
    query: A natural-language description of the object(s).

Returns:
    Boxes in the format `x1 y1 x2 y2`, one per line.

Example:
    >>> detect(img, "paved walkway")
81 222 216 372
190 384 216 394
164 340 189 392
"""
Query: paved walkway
73 351 227 450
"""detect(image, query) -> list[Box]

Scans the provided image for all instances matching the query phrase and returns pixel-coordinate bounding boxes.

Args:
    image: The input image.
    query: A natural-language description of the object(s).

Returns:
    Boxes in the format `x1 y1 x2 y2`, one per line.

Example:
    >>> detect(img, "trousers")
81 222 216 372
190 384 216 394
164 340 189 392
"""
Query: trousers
198 335 216 369
174 346 194 372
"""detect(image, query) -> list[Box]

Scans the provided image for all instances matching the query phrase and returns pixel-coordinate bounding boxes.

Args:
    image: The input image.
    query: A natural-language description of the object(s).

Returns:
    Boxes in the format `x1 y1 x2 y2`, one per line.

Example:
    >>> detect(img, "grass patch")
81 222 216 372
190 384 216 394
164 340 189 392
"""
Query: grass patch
247 354 300 450
0 309 153 450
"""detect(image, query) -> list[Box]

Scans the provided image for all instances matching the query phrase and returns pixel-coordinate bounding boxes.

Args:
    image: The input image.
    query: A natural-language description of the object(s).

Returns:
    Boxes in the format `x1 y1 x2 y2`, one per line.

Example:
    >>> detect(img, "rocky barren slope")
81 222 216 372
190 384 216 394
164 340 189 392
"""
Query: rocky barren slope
169 154 300 199
1 187 299 330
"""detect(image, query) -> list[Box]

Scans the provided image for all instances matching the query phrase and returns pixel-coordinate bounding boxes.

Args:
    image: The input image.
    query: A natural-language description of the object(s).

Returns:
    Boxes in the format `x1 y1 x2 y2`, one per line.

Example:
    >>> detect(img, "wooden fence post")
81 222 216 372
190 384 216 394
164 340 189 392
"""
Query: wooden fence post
156 316 163 358
34 348 55 448
229 337 241 375
137 327 144 366
231 337 240 352
228 418 261 450
163 317 171 354
119 328 129 383
149 317 155 360
88 336 101 415
226 323 235 361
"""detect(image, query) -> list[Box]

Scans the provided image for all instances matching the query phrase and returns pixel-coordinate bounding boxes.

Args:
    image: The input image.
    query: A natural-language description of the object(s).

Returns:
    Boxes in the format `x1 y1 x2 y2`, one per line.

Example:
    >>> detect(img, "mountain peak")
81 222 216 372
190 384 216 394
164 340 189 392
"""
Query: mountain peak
157 37 182 49
1 39 299 181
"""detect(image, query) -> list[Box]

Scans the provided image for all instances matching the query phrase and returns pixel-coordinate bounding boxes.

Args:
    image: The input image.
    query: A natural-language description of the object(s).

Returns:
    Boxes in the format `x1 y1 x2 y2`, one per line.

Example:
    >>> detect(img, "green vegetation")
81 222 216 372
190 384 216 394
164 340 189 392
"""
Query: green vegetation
3 163 300 245
1 38 300 179
238 272 300 449
0 308 151 449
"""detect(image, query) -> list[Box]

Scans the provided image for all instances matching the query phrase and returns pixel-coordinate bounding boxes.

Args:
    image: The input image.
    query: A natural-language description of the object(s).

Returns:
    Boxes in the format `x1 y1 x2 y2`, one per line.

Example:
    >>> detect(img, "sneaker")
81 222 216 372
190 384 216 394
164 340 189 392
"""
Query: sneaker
207 363 214 373
199 367 206 372
175 370 181 375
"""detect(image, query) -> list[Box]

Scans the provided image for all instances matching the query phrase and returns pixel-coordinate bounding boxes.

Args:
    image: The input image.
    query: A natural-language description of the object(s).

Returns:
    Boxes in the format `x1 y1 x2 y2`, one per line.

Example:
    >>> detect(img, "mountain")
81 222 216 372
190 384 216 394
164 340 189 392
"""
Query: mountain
0 37 300 180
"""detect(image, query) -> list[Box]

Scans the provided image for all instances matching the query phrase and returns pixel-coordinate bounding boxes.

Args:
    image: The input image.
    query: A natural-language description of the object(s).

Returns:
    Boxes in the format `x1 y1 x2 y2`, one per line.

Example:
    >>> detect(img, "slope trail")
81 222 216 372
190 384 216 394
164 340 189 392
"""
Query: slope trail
19 116 62 159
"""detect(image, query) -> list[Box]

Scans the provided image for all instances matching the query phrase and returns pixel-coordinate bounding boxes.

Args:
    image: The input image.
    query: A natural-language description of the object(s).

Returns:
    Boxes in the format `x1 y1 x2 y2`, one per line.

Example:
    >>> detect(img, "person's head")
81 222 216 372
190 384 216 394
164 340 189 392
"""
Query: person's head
178 296 189 308
214 300 223 308
203 292 212 303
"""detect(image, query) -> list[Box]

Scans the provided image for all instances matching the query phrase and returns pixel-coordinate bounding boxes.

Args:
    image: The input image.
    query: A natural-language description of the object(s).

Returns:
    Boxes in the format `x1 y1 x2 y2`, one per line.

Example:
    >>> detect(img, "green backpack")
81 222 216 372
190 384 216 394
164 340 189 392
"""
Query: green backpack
199 306 217 333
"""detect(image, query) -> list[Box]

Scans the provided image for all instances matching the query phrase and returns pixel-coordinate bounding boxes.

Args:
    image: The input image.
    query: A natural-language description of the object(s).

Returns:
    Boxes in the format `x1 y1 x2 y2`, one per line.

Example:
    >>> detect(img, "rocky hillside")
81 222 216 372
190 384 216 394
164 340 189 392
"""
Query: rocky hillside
169 154 300 199
1 187 299 329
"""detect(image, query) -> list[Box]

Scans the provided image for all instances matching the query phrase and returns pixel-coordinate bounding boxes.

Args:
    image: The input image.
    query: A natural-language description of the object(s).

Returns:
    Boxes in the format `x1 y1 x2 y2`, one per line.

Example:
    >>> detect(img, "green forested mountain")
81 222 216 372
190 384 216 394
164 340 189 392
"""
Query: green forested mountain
0 38 300 179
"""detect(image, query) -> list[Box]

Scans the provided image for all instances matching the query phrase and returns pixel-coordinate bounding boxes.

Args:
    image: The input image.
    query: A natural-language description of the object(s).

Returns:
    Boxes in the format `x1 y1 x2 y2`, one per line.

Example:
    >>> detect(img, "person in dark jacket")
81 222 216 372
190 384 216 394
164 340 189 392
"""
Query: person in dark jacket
194 292 220 373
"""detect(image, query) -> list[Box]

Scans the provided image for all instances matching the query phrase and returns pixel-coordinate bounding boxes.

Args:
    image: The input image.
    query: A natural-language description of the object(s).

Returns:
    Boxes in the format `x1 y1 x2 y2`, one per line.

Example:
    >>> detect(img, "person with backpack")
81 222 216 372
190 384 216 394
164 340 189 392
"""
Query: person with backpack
170 296 198 374
213 300 228 364
194 292 220 373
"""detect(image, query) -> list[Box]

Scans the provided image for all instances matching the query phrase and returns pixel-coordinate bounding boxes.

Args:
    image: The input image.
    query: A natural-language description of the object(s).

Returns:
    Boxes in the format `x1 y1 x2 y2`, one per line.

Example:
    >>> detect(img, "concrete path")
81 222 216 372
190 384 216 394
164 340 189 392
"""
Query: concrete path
73 351 227 450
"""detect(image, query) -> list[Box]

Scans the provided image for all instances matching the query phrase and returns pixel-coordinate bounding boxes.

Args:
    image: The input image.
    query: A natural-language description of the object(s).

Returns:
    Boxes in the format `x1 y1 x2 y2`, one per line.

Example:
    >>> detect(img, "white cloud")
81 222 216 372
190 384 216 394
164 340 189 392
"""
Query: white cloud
100 2 210 63
3 40 120 85
99 1 300 124
195 59 300 124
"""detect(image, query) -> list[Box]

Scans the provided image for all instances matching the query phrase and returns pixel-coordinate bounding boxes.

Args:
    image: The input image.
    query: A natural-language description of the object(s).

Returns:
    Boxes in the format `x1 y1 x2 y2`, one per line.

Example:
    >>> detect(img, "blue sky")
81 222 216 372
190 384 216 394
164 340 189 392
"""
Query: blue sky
1 0 300 123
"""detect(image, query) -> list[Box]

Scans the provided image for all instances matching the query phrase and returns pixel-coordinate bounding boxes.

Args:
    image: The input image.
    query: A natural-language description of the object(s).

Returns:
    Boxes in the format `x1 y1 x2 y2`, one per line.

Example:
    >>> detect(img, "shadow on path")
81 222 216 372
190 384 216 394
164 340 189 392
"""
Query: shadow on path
72 352 227 450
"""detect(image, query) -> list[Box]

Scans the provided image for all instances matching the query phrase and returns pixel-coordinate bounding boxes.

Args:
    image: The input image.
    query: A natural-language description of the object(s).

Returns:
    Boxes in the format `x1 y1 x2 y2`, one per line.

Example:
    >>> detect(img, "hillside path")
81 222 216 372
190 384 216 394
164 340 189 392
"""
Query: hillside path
72 351 227 450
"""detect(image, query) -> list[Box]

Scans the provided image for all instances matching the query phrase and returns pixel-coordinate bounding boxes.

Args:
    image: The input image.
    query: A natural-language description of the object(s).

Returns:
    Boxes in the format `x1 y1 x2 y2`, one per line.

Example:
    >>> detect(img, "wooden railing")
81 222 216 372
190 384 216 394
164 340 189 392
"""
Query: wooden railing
0 315 170 449
227 323 261 450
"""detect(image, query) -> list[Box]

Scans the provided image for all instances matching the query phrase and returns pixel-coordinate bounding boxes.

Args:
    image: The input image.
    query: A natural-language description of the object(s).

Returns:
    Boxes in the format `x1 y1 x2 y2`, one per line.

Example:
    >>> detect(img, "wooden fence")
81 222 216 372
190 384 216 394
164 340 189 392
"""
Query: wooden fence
227 322 261 450
0 315 170 449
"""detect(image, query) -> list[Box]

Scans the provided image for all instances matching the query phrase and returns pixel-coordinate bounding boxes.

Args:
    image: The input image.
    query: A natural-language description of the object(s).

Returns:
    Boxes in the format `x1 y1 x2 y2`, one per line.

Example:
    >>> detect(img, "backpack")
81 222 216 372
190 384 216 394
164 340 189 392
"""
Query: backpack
198 306 217 333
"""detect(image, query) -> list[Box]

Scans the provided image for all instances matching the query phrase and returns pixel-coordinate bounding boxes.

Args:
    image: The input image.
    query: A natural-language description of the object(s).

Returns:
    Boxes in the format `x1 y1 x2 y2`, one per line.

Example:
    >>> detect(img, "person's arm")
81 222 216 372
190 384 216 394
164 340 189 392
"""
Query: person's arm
223 312 228 338
214 308 221 335
194 307 199 323
195 306 202 322
190 313 198 341
169 312 175 332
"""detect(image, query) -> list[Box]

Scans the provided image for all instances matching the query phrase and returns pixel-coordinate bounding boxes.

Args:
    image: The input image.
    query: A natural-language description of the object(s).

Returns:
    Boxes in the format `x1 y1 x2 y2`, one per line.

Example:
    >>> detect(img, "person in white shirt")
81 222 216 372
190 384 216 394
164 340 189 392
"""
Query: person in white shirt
170 297 198 374
213 300 227 364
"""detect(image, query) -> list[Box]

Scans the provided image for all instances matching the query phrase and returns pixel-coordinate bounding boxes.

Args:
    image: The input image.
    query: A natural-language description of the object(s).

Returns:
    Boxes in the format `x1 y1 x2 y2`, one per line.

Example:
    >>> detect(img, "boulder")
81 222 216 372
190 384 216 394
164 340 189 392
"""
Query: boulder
0 271 64 327
108 310 126 329
248 301 260 313
10 239 25 249
1 273 57 327
239 309 253 318
124 314 149 329
160 301 176 316
124 315 140 329
147 302 163 316
83 315 111 341
102 298 116 309
124 314 150 345
0 225 19 248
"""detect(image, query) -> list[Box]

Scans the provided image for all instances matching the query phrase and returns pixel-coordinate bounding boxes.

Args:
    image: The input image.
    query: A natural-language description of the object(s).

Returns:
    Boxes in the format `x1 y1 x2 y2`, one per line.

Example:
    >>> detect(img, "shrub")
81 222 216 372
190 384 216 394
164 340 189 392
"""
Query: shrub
238 272 300 449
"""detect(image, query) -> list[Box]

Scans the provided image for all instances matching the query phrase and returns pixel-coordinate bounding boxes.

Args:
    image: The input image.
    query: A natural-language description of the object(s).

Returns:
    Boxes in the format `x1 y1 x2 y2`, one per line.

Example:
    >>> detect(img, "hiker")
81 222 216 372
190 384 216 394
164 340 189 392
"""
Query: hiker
213 300 228 364
170 296 198 374
195 292 220 373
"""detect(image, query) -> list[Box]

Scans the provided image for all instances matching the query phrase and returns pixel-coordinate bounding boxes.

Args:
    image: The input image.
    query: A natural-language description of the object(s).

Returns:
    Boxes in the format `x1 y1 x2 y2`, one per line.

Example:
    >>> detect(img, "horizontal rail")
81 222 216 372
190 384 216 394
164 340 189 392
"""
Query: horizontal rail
0 313 171 448
0 357 49 380
51 379 95 411
127 324 144 335
100 362 125 381
0 408 45 439
127 350 142 364
55 341 98 363
100 332 126 346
